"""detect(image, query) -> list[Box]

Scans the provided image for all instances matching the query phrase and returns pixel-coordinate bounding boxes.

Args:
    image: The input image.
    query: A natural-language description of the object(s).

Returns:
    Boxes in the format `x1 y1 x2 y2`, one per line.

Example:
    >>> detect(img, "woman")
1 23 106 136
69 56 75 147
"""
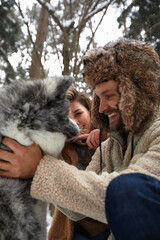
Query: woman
48 86 108 240
69 87 107 148
67 86 107 169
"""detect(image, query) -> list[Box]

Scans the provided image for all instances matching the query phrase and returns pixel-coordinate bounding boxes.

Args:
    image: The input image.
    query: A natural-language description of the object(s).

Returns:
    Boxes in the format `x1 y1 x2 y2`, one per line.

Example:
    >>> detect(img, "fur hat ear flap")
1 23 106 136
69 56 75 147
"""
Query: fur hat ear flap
118 74 158 133
91 93 109 131
118 75 138 132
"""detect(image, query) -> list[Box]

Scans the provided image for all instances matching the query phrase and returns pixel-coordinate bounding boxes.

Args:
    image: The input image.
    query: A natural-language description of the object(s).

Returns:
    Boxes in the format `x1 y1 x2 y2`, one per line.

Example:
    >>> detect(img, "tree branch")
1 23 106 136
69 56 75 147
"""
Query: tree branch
85 0 114 21
36 0 64 31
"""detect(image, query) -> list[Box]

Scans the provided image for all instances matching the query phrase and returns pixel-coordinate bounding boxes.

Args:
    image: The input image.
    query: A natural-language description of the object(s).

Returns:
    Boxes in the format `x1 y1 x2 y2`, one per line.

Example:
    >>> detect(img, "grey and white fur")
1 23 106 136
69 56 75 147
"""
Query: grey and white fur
0 76 79 240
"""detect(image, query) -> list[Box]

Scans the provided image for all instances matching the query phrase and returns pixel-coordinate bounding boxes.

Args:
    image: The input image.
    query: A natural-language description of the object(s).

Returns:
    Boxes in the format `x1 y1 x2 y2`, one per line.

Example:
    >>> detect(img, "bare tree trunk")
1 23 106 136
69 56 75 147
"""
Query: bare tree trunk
29 0 50 80
36 0 115 84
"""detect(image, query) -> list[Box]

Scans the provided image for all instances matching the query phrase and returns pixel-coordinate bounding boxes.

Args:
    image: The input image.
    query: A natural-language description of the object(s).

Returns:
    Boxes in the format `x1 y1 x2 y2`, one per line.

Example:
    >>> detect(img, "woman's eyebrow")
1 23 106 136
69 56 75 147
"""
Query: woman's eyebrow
73 109 81 114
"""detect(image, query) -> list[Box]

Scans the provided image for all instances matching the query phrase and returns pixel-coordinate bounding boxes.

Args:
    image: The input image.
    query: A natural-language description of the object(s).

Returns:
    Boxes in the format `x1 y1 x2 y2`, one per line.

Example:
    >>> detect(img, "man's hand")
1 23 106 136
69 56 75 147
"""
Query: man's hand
76 129 108 149
0 138 43 178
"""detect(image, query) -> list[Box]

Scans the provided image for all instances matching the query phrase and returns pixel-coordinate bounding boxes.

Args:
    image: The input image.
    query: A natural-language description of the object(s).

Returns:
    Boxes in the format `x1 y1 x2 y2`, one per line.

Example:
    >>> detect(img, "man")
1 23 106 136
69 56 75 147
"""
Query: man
0 38 160 240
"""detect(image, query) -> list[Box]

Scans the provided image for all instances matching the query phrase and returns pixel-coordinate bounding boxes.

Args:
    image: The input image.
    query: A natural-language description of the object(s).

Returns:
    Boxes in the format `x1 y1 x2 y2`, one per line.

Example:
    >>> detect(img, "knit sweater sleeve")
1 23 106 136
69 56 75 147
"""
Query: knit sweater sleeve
31 152 118 223
54 148 105 222
31 122 160 223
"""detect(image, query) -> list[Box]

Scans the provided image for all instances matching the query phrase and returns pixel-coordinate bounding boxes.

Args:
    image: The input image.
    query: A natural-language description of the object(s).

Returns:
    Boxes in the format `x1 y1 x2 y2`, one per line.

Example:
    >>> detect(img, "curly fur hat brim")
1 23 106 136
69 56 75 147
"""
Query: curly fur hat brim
83 38 160 133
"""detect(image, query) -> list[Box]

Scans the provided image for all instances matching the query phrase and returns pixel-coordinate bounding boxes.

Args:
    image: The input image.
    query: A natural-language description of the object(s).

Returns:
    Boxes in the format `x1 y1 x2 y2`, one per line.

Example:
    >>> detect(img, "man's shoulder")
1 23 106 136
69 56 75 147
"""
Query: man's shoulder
143 114 160 140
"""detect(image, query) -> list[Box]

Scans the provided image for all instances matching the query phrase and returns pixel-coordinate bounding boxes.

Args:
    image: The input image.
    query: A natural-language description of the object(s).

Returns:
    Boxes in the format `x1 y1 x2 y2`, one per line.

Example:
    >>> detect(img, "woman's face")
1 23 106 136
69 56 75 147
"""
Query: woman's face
69 100 92 134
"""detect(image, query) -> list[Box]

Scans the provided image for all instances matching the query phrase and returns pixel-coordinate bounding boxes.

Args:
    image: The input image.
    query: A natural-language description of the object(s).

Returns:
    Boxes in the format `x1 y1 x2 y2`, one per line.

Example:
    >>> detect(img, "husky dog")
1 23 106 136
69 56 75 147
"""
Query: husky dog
0 76 79 240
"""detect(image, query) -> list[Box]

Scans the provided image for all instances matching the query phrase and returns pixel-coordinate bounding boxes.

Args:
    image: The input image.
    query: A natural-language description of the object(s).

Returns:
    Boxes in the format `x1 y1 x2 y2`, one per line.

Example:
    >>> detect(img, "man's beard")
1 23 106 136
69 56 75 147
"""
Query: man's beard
109 115 123 131
108 110 124 131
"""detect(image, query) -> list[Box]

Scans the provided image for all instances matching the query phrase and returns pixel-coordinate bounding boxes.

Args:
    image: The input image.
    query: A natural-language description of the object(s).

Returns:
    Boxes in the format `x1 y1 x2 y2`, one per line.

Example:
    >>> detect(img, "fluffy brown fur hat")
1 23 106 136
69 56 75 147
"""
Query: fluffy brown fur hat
83 38 160 133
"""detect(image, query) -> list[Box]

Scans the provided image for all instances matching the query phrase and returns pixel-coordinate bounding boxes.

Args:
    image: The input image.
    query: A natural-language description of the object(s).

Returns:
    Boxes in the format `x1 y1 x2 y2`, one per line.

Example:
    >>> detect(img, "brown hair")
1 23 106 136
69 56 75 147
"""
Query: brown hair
66 86 92 112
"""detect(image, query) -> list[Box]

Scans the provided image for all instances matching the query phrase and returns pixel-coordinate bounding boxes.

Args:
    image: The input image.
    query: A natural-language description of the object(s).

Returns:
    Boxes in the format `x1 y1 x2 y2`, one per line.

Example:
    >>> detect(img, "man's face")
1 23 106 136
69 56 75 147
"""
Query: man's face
95 80 123 131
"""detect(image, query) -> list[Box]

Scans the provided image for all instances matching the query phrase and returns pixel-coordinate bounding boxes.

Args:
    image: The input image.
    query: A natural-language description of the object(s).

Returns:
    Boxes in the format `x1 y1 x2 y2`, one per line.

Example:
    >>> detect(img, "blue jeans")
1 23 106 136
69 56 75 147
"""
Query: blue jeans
105 173 160 240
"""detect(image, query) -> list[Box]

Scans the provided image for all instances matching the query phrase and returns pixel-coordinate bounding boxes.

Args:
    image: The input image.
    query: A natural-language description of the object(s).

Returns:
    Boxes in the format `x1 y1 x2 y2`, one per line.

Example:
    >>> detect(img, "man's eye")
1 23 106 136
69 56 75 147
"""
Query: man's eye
105 95 113 100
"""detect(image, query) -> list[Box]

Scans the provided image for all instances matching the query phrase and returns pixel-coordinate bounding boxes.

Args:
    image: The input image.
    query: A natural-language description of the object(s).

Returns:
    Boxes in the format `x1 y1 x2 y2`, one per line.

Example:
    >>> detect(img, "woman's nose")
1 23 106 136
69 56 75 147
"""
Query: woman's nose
75 120 80 126
70 116 78 124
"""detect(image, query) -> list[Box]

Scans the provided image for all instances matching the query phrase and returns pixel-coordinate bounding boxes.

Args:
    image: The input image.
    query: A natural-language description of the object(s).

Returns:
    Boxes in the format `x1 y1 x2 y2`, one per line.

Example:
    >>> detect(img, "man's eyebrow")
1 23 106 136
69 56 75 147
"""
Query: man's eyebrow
101 89 111 95
98 89 111 96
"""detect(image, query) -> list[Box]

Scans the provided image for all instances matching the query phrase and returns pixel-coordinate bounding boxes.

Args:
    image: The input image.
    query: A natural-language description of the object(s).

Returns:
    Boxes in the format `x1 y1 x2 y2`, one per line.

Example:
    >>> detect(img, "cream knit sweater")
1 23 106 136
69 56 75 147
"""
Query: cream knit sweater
31 112 160 226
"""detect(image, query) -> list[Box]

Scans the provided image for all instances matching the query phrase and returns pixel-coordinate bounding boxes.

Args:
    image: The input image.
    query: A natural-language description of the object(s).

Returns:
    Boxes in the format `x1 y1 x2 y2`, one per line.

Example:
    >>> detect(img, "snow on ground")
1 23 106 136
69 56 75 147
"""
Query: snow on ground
46 204 53 238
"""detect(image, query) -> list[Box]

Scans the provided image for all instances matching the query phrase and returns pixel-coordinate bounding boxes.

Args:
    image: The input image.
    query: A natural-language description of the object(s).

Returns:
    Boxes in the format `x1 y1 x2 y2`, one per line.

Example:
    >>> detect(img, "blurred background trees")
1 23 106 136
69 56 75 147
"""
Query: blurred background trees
0 0 21 84
116 0 160 55
0 0 159 92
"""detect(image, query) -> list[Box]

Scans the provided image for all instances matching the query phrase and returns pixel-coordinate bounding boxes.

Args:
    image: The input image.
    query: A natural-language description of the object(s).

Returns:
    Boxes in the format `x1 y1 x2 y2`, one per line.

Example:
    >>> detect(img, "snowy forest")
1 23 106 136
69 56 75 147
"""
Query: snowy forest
0 0 160 92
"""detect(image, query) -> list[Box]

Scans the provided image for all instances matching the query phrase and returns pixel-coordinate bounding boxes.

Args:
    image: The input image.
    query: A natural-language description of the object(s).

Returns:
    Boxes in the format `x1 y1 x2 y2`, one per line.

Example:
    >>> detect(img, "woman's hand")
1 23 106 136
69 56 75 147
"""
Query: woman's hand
0 138 43 178
76 129 108 149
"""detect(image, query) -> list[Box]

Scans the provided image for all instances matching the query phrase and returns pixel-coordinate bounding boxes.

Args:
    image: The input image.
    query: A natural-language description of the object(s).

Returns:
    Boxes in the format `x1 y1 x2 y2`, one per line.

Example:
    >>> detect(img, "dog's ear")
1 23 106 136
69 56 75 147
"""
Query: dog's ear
42 76 73 110
54 76 73 100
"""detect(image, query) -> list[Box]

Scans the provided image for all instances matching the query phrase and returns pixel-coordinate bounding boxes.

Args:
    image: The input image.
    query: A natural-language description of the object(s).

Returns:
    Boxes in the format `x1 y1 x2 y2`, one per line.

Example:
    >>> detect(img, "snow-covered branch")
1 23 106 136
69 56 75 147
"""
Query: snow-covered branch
36 0 64 31
85 0 114 21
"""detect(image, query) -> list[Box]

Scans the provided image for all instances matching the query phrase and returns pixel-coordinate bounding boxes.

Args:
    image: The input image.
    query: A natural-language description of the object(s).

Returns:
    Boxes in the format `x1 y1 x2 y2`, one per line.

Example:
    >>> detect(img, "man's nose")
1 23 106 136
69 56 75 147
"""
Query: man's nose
99 101 109 114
